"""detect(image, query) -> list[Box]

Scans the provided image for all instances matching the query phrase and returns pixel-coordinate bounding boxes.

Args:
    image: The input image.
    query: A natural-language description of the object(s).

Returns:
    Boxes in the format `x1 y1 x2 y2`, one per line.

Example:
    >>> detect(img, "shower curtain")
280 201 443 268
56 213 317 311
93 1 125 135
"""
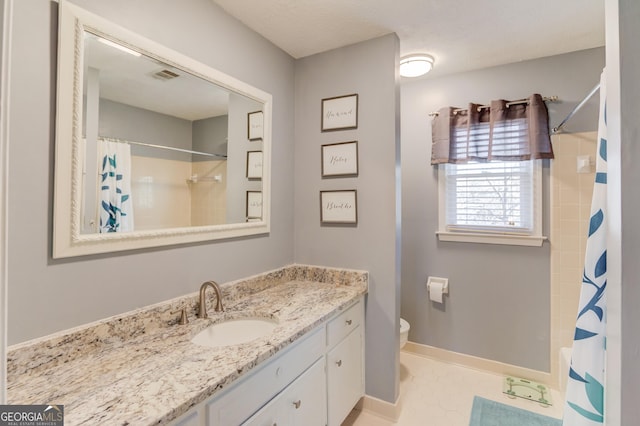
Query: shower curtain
97 139 134 233
563 71 607 425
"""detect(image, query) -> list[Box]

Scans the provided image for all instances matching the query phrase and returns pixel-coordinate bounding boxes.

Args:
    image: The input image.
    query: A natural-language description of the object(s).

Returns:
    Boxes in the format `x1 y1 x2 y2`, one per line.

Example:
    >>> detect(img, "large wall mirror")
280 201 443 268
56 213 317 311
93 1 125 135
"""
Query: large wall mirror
53 1 272 258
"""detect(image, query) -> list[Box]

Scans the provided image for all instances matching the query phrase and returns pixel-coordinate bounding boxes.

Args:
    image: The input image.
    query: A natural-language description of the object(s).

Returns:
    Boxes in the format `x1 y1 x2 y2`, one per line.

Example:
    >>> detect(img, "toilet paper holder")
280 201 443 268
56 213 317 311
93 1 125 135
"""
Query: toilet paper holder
426 276 449 294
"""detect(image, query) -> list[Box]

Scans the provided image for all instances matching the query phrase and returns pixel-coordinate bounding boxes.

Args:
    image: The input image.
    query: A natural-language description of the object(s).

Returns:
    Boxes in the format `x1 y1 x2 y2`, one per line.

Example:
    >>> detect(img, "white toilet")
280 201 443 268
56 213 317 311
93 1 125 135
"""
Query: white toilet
400 318 410 349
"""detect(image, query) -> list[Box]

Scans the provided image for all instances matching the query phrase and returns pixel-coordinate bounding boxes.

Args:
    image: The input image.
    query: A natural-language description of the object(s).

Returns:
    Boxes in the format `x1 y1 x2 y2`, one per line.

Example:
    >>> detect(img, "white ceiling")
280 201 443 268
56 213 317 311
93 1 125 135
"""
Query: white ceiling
85 33 231 121
211 0 605 78
87 1 605 120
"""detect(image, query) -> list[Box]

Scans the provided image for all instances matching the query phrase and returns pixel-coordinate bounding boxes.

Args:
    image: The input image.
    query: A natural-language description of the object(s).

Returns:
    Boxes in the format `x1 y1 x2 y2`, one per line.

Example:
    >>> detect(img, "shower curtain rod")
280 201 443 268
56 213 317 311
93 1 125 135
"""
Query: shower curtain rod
552 83 601 134
428 95 558 117
100 136 227 159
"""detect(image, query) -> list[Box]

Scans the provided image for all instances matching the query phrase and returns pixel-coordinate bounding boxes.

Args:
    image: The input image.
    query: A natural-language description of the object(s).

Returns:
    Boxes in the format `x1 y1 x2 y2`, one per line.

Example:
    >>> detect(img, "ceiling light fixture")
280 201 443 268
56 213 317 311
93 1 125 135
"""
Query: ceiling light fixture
97 37 142 57
399 54 434 78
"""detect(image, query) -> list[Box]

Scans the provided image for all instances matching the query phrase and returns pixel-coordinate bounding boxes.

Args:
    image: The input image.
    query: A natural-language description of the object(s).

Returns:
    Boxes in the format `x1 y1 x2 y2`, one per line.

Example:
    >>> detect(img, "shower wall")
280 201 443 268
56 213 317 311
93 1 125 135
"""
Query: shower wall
130 156 193 230
190 160 227 226
130 157 227 230
549 131 597 385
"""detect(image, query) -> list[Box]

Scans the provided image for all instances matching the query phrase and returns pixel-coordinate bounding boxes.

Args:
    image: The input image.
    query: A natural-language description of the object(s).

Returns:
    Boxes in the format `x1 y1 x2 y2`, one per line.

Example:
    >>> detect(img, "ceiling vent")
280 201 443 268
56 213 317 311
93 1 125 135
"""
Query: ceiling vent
152 69 180 81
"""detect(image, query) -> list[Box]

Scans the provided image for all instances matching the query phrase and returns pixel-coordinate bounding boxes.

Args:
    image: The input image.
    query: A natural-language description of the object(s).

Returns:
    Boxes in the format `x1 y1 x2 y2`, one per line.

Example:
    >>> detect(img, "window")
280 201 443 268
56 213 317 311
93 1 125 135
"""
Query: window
431 95 552 246
438 159 544 246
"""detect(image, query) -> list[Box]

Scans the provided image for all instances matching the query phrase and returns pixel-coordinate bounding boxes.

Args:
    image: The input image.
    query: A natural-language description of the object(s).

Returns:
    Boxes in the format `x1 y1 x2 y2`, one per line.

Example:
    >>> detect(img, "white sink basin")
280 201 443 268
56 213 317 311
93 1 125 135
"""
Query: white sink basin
191 317 278 348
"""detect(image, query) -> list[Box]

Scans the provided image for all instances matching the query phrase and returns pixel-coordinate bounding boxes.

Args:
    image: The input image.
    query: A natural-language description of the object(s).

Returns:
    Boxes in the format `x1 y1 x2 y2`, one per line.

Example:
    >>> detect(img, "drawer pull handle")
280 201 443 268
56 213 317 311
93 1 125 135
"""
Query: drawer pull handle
346 319 353 325
336 359 343 367
293 400 301 409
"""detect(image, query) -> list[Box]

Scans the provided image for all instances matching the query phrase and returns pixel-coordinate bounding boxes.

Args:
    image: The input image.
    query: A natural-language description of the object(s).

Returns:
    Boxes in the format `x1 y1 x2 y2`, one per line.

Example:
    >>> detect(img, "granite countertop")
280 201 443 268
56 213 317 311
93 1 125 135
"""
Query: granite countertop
7 265 368 425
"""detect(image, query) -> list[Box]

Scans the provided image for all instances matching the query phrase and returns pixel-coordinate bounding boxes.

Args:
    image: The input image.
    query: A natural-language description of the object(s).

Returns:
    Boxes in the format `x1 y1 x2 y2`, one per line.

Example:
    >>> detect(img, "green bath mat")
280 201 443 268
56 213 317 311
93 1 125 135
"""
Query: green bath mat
469 396 562 426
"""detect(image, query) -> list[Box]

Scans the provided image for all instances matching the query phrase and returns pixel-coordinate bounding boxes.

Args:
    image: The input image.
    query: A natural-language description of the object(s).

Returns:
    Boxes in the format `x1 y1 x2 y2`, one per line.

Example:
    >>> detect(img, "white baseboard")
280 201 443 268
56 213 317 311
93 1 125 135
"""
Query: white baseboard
403 341 553 388
355 393 402 422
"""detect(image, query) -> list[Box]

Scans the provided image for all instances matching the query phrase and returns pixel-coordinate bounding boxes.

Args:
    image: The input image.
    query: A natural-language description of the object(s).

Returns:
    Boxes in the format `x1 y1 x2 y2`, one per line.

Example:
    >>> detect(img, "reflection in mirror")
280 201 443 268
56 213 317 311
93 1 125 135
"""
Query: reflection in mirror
81 31 262 234
53 0 271 257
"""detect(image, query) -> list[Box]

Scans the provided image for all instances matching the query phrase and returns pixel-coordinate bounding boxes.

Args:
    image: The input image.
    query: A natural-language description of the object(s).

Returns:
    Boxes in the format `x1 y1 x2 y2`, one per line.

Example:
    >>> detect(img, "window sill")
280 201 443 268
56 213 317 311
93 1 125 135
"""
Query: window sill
436 231 547 247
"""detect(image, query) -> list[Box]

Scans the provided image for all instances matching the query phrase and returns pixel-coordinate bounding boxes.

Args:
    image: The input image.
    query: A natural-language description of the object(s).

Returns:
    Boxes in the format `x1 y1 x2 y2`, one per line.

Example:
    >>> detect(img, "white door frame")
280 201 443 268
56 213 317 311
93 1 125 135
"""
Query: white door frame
0 0 13 405
604 0 621 424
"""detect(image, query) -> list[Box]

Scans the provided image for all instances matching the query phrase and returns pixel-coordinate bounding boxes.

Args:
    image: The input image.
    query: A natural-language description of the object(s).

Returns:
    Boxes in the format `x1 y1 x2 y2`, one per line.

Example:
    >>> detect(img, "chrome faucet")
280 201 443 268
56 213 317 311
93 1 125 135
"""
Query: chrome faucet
198 280 224 319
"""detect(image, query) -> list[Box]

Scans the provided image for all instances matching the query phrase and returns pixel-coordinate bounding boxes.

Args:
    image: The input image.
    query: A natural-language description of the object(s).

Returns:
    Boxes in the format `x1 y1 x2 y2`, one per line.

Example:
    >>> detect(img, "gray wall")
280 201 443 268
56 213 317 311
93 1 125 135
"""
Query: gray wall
192 115 228 159
6 0 295 344
618 0 640 422
101 99 229 161
401 47 605 372
294 34 401 403
100 98 192 161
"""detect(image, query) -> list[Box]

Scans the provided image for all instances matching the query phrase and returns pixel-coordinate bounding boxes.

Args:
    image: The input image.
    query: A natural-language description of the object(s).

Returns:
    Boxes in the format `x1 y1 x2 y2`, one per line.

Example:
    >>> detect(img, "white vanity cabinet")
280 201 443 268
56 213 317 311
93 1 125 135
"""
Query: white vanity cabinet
170 297 364 426
326 300 365 426
206 328 325 426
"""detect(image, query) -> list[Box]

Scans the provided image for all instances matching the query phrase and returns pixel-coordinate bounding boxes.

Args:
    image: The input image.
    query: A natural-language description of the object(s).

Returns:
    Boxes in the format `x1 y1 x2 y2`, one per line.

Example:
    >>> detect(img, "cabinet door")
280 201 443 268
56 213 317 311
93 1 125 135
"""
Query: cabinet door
244 358 326 426
242 397 281 426
283 358 326 426
327 327 363 426
172 410 201 426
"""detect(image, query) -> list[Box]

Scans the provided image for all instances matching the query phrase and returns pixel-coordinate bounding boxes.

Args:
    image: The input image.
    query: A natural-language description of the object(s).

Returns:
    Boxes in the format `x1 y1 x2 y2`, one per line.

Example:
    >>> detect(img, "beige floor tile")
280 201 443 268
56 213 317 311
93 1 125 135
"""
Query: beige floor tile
342 409 395 426
344 351 564 426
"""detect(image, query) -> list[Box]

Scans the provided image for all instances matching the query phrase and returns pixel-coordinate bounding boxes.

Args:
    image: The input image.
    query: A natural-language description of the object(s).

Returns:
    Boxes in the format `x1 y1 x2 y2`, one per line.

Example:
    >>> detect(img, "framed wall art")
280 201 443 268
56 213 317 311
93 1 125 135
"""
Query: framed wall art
321 141 358 177
246 150 263 179
246 191 263 220
321 93 358 132
320 190 357 225
248 111 264 140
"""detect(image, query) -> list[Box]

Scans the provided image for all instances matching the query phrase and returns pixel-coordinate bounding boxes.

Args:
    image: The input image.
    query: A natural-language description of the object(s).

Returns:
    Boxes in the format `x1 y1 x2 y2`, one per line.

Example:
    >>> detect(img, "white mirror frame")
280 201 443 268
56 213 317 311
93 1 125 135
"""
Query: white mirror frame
53 1 272 258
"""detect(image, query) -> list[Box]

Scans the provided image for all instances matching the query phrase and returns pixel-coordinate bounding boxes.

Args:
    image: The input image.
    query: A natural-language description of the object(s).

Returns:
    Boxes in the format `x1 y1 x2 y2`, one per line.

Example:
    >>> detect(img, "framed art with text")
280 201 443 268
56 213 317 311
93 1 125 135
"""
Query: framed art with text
321 141 358 177
320 190 357 224
246 150 263 179
248 111 264 140
321 94 358 132
246 191 263 220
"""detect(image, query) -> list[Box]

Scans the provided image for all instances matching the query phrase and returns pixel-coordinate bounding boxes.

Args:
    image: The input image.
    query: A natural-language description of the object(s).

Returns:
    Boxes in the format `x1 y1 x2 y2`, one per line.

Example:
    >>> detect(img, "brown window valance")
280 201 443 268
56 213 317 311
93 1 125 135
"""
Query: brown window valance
431 94 554 165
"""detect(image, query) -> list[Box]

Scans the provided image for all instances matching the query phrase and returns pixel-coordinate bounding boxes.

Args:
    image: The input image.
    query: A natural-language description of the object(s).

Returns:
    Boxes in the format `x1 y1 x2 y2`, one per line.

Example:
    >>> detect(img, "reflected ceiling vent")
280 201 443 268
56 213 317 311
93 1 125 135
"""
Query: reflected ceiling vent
152 69 180 81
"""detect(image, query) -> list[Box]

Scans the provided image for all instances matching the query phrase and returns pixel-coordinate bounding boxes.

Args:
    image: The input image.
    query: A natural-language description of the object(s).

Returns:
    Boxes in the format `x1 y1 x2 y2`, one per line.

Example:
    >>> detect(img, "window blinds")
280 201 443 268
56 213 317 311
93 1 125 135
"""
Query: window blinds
443 160 536 234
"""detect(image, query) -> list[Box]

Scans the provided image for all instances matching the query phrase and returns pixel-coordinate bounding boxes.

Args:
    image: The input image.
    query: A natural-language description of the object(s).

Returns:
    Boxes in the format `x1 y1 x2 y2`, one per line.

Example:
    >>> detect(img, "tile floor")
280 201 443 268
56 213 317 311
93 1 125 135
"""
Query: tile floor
343 350 564 426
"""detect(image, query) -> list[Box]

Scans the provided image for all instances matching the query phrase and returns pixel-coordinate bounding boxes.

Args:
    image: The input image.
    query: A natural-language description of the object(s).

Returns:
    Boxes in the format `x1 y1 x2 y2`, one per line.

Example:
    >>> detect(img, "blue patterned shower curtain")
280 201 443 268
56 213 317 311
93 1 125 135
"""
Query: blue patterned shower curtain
563 71 607 425
97 139 134 233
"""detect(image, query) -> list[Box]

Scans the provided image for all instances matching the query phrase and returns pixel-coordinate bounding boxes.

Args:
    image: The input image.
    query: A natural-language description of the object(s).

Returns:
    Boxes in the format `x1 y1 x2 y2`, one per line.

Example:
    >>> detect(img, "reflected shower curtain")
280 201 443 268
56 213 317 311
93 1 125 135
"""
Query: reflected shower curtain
563 71 607 425
97 139 134 233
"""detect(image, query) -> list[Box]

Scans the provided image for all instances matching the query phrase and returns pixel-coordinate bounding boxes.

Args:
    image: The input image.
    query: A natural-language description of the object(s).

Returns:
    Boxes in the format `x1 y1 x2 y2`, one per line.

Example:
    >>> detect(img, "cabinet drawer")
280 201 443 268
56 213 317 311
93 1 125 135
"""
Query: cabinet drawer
327 299 363 348
206 326 324 426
